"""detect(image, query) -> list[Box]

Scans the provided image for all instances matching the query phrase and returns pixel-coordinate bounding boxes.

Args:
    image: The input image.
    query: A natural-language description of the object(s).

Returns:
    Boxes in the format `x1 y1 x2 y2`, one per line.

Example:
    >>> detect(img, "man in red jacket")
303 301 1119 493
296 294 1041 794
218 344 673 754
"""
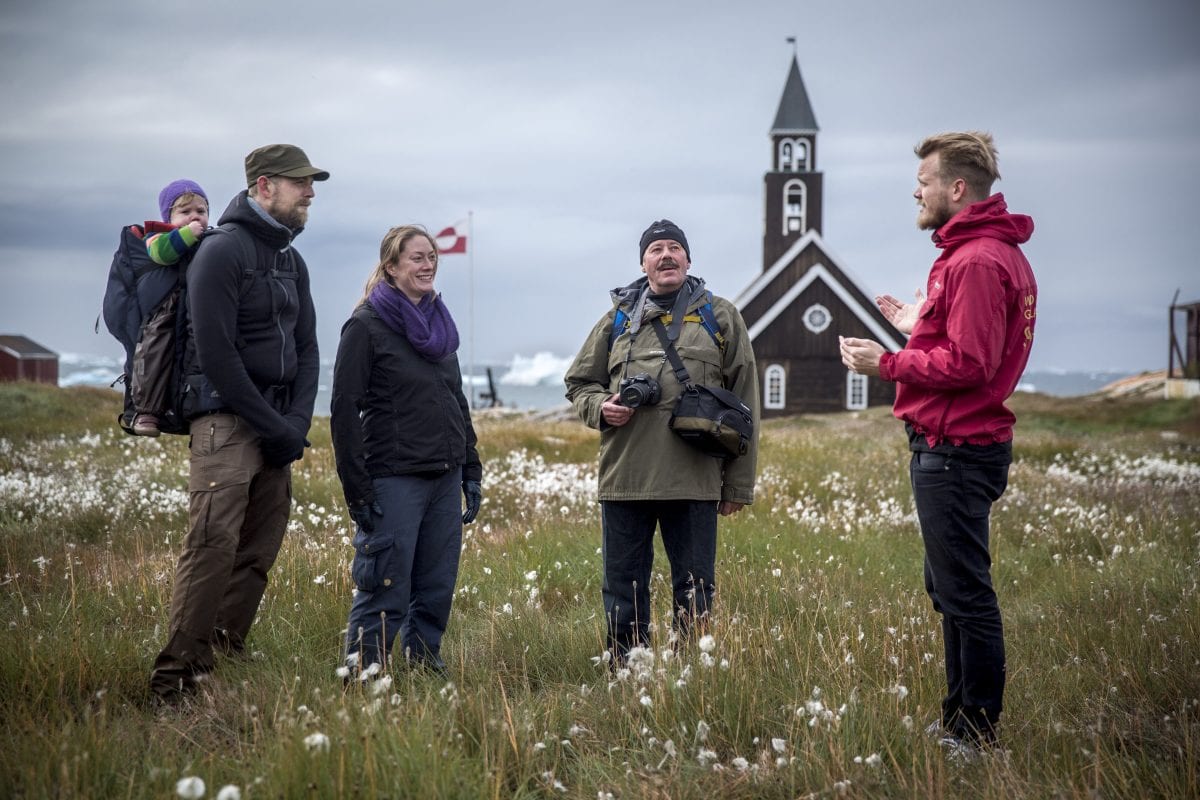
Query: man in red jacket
840 131 1037 755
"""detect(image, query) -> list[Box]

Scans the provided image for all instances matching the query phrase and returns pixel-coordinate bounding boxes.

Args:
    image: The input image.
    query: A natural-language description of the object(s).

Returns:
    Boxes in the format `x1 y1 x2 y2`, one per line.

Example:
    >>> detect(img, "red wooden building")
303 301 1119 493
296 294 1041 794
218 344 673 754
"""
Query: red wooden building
735 57 904 416
0 335 59 384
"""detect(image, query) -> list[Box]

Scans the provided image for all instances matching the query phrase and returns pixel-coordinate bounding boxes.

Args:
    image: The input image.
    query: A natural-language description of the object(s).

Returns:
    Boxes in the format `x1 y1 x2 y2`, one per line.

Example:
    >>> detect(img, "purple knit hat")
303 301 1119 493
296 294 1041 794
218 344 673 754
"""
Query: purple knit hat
158 179 208 222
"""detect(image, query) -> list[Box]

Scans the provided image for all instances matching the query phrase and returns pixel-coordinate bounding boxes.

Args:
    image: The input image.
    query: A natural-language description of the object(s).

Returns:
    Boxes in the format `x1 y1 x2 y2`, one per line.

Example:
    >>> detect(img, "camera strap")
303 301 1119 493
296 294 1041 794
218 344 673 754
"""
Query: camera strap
651 318 694 389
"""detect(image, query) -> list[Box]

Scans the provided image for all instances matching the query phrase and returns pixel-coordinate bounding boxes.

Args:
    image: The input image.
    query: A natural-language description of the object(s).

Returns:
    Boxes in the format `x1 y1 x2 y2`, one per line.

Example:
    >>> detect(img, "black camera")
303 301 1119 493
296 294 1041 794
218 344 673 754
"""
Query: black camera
618 373 661 408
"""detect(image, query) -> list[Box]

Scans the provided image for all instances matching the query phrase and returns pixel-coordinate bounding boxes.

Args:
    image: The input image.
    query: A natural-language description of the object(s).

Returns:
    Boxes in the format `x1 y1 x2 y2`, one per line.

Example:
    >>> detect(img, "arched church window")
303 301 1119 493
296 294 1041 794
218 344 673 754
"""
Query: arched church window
764 364 786 410
779 140 794 171
846 371 868 410
783 180 806 234
794 139 810 171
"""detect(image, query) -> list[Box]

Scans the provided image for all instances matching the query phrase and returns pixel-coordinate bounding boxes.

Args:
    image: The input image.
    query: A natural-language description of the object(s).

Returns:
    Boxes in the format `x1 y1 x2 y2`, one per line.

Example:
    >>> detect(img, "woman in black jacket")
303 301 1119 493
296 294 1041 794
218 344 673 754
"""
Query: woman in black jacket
331 225 482 677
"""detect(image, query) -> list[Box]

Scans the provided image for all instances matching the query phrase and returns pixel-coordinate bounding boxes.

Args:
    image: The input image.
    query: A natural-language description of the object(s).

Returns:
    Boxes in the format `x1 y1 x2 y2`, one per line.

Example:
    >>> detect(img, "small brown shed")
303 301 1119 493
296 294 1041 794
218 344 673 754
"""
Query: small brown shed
0 335 59 384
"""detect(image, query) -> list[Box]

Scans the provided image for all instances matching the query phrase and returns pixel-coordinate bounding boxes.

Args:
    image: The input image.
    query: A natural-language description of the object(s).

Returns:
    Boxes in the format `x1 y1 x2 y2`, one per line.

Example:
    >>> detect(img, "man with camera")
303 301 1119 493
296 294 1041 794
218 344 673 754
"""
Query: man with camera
565 219 759 664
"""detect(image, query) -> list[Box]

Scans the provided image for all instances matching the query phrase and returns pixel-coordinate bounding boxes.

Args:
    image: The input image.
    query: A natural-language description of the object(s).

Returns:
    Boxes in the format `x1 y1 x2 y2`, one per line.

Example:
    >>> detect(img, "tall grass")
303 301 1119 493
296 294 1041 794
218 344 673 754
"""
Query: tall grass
0 383 1197 798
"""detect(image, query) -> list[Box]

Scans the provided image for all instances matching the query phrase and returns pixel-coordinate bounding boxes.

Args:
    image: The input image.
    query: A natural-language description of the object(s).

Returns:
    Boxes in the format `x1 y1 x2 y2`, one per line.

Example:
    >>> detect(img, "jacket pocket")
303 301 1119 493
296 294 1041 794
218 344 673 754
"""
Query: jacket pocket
350 529 395 593
676 344 724 388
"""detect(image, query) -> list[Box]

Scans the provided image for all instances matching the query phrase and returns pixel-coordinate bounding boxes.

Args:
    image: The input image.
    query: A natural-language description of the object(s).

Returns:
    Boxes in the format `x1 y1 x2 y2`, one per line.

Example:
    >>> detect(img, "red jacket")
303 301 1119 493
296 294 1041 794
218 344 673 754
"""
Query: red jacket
879 194 1037 447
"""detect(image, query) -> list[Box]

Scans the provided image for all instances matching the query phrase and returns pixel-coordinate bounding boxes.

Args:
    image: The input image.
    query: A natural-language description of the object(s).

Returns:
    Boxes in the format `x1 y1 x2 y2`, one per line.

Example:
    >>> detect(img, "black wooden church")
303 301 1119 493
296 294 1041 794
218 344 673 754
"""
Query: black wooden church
735 57 905 416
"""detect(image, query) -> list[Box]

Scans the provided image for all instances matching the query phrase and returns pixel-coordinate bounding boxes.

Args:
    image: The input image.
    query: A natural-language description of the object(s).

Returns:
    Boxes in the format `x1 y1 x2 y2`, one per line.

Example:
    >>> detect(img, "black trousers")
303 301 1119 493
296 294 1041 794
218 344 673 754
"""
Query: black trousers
600 500 717 658
910 449 1010 743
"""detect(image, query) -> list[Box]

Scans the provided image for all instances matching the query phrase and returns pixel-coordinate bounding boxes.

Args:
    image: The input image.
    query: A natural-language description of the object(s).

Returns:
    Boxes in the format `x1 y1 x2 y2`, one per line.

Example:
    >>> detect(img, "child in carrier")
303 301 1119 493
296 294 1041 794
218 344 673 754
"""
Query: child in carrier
128 179 209 436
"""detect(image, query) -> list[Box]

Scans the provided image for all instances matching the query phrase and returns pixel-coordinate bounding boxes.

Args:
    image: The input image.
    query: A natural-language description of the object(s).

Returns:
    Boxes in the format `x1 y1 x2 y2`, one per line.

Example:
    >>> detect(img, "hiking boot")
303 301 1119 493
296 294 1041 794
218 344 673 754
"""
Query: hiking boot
133 414 161 437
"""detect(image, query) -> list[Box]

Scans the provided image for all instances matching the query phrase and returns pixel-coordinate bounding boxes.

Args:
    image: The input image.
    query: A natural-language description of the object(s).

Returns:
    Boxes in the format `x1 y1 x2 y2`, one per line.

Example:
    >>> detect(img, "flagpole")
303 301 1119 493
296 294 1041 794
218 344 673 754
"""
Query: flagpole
468 210 475 409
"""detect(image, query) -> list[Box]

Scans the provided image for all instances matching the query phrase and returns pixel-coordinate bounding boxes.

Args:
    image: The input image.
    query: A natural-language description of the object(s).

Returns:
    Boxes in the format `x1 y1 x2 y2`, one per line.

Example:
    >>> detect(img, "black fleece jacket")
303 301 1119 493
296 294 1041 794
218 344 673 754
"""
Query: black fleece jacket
186 191 319 453
330 302 481 507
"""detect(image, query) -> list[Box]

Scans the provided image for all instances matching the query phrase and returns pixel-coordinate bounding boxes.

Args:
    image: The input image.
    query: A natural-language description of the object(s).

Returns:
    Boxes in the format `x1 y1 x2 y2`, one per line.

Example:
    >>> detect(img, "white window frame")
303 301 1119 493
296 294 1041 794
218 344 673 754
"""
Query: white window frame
794 138 810 171
764 364 786 410
783 179 807 235
846 371 868 410
802 303 831 334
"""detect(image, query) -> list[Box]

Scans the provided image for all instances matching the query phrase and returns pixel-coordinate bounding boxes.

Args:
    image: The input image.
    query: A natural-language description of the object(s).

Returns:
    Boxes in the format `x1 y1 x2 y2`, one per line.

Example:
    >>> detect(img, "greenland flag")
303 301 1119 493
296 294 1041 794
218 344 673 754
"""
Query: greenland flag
435 221 468 254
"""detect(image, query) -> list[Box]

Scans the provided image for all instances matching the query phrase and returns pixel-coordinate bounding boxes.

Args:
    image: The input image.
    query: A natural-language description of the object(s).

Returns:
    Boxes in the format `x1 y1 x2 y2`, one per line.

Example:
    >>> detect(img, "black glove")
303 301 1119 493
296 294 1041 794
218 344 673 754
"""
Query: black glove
462 480 482 524
260 428 309 467
349 500 383 532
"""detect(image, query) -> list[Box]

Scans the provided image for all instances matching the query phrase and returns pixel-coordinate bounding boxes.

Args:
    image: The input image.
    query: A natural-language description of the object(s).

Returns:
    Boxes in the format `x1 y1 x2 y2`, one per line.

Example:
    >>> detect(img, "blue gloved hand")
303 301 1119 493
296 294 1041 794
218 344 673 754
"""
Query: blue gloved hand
462 480 482 524
349 500 383 532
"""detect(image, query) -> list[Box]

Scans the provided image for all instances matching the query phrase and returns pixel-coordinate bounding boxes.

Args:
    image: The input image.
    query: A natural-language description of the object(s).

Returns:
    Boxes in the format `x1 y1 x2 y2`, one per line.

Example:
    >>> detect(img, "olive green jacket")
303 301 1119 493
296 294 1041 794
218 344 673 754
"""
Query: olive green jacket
565 276 759 504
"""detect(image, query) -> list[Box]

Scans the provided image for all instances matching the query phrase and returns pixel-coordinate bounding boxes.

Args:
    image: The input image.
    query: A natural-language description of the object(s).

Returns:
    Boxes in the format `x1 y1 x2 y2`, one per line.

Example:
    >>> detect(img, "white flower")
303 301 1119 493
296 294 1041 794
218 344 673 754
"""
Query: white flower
303 732 331 753
524 570 538 581
639 695 653 708
370 674 393 696
176 776 205 799
663 739 677 758
216 787 241 800
697 748 718 766
698 634 716 653
312 574 327 585
771 738 787 753
696 720 710 742
732 757 749 771
866 753 882 767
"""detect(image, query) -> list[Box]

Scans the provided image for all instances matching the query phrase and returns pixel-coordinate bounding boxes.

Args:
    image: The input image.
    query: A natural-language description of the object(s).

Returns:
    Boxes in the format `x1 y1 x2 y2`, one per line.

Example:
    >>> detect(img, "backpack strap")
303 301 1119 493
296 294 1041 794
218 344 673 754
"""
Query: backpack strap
609 307 630 350
696 294 727 354
608 290 726 353
204 223 258 273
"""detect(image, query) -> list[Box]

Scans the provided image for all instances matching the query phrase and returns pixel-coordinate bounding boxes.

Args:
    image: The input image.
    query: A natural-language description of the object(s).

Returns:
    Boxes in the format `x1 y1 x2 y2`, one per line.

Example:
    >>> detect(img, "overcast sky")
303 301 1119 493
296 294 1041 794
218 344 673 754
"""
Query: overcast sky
1 0 1197 377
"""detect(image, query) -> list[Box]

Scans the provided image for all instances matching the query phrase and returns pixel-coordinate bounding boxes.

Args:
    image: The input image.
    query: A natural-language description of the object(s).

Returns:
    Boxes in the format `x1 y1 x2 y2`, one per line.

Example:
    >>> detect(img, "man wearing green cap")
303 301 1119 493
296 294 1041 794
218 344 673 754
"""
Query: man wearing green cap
150 143 330 701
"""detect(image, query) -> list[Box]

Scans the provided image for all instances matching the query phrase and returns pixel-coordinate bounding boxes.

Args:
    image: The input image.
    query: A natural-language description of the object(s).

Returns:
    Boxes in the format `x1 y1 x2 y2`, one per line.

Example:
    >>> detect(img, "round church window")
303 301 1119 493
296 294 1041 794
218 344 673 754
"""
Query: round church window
803 303 831 334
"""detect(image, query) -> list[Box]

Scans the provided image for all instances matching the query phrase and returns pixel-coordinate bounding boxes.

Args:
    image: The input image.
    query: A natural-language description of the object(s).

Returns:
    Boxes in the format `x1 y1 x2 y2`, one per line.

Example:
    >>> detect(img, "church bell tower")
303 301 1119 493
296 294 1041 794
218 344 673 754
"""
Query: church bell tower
763 55 822 269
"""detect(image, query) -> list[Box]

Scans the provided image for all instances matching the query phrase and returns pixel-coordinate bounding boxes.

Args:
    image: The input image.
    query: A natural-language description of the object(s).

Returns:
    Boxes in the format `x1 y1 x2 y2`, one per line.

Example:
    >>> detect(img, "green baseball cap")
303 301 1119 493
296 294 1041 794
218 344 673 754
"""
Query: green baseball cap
244 144 330 186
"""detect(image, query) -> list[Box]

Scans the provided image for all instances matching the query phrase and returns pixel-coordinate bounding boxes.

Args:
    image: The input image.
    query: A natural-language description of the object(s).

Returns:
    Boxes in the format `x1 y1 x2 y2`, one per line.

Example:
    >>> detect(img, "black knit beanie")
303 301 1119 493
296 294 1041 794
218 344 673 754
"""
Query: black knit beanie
639 219 690 262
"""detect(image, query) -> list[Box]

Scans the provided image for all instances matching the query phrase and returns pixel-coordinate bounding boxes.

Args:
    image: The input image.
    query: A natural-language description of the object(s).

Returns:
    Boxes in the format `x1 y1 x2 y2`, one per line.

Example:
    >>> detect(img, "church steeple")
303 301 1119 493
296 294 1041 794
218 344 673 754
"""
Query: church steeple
771 57 819 134
763 53 824 269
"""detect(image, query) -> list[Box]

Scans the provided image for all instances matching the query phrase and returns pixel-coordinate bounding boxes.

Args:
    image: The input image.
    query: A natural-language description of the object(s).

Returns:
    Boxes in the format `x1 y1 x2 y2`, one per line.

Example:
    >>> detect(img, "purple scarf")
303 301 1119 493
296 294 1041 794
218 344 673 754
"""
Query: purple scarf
368 282 460 362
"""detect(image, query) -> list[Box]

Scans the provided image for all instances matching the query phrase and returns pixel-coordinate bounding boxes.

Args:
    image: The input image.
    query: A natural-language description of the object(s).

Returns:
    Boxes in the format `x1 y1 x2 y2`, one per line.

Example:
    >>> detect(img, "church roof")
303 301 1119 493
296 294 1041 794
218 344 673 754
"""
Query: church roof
771 56 819 133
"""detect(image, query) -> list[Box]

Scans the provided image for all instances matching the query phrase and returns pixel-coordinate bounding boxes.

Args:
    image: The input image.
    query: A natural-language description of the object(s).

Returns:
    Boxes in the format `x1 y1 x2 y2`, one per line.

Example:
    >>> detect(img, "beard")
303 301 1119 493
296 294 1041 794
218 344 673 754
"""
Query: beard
272 204 309 231
916 204 951 231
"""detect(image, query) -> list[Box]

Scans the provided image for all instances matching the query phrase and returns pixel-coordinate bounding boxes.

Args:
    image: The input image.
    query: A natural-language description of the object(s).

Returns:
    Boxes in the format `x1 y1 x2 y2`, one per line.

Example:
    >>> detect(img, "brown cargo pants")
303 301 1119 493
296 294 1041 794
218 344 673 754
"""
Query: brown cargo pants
149 413 292 698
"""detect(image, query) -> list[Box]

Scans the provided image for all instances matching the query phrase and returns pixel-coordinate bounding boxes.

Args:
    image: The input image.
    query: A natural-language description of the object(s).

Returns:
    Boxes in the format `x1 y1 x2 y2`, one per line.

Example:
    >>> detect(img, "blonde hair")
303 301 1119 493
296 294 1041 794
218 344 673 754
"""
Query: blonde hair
357 225 438 307
915 131 1000 199
170 192 208 214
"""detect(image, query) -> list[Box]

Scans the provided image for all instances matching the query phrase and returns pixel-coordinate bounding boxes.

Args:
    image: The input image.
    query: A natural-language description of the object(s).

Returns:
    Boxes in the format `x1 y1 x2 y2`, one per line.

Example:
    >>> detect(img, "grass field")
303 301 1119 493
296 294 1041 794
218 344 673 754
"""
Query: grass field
0 382 1197 799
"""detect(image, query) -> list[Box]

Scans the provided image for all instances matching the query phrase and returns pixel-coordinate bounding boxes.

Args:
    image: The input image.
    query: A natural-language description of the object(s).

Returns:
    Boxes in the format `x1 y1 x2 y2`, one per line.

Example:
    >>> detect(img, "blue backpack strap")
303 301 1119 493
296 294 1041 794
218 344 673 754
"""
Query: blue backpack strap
608 292 726 352
698 292 726 353
608 307 630 351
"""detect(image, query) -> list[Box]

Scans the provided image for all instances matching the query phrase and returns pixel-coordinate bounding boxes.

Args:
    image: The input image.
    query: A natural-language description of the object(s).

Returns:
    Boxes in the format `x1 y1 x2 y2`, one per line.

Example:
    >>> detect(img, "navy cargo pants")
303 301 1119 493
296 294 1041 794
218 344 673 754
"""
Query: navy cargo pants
601 499 717 659
344 471 462 671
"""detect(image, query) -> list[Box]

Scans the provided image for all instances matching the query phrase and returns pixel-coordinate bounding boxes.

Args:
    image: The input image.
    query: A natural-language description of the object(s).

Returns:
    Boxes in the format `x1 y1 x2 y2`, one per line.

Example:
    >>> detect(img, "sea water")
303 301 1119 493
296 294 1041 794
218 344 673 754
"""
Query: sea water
55 351 1141 416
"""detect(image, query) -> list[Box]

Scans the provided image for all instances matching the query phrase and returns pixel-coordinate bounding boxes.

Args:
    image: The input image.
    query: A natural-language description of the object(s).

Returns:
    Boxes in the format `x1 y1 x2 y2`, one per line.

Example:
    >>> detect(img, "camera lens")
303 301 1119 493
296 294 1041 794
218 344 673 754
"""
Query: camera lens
620 383 647 407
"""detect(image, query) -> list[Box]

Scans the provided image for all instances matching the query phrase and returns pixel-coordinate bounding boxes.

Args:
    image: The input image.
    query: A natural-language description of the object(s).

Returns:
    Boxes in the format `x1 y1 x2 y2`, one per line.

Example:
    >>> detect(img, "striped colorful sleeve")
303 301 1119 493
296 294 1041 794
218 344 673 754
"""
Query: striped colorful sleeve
145 225 200 266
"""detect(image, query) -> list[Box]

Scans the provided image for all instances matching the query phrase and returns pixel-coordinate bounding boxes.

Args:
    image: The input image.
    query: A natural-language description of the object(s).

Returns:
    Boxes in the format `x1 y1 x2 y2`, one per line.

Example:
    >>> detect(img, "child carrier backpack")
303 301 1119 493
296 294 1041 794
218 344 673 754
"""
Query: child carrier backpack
101 222 256 435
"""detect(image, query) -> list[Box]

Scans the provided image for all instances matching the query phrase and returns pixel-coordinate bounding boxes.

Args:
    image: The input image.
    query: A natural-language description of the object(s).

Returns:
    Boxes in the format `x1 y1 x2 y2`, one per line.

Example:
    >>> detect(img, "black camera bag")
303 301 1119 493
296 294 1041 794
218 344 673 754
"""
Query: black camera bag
651 318 753 459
